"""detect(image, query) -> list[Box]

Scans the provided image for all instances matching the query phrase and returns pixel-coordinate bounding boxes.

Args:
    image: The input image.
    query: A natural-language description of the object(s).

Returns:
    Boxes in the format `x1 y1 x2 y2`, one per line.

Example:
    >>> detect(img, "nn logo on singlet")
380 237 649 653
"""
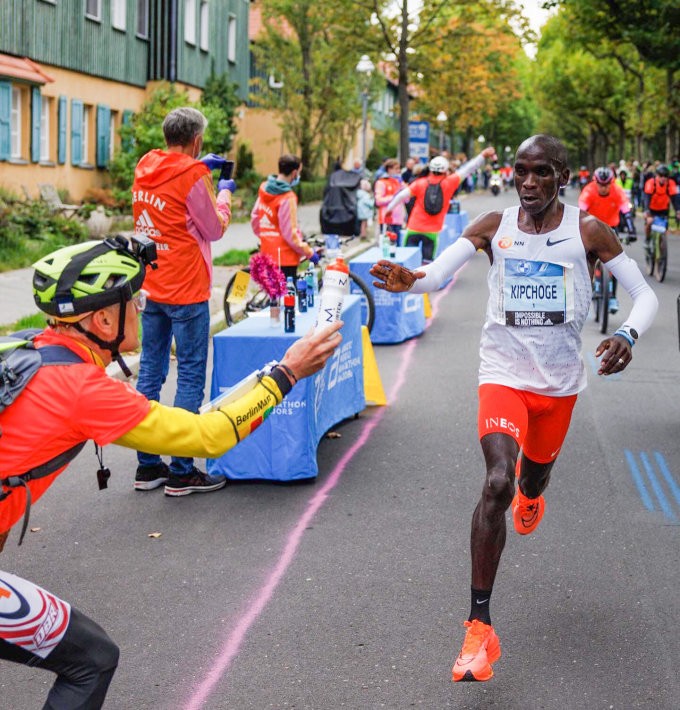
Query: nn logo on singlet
135 209 161 237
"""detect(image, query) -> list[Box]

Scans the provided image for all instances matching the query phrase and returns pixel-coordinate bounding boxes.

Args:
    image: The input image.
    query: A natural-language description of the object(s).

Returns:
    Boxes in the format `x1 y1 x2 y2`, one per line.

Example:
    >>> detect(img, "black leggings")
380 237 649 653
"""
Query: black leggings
0 607 119 709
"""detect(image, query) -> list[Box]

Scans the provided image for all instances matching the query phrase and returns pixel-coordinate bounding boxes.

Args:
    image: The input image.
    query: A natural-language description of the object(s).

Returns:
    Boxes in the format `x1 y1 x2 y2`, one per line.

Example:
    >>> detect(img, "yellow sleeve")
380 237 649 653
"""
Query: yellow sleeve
114 375 285 458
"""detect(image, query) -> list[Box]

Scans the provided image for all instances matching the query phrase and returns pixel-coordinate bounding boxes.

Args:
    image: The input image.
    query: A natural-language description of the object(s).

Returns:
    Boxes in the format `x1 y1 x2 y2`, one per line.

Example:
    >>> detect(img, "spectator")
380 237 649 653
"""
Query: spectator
0 238 342 709
251 154 320 281
374 159 406 239
131 106 236 496
356 179 375 239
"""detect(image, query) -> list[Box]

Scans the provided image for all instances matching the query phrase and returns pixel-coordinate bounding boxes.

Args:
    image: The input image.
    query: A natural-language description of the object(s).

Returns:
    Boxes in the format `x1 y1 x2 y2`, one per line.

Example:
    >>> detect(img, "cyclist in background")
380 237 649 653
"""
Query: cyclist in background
578 166 636 314
578 165 590 190
643 164 680 243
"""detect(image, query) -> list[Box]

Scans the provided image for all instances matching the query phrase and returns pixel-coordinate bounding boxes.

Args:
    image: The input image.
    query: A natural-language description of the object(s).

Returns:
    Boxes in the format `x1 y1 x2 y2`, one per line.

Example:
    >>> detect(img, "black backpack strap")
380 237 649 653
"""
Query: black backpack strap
1 441 87 546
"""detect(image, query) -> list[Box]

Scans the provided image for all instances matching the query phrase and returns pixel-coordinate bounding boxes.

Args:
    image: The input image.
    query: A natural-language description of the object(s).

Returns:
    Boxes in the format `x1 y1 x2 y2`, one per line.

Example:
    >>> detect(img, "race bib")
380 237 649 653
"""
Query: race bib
498 258 574 326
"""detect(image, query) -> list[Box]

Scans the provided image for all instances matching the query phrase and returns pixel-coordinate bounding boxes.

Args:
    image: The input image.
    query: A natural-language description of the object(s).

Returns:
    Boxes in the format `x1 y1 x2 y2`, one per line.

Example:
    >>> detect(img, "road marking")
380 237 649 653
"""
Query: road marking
185 263 464 709
624 449 679 522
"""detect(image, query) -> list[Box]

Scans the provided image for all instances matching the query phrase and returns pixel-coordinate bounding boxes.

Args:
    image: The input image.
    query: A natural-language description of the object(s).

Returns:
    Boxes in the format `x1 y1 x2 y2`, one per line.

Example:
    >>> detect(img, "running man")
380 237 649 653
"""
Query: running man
369 135 658 682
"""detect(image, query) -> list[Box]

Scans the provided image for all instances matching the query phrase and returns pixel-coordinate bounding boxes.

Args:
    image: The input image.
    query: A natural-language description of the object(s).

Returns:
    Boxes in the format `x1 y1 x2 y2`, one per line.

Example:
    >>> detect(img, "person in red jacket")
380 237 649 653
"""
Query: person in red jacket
131 107 236 496
643 164 680 242
250 154 320 281
373 159 406 239
0 239 341 709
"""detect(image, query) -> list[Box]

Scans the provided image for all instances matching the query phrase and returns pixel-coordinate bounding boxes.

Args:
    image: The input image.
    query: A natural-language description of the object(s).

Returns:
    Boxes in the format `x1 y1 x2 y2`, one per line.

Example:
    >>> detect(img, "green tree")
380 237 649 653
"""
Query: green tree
202 69 241 154
252 0 372 178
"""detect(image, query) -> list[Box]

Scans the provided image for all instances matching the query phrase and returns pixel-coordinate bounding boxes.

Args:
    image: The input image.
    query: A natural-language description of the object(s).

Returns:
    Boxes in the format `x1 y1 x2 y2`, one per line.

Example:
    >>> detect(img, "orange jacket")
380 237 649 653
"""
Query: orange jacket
132 150 231 304
644 177 679 212
578 181 631 227
251 182 312 267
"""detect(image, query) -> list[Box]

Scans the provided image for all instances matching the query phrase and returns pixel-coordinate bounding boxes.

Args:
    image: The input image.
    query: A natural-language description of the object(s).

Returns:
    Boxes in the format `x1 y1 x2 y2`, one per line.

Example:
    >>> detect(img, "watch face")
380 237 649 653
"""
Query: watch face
630 328 639 340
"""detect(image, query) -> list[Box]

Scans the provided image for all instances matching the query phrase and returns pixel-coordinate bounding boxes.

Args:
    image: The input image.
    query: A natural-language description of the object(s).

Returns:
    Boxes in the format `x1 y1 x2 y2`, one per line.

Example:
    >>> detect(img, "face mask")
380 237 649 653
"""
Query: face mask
291 175 301 187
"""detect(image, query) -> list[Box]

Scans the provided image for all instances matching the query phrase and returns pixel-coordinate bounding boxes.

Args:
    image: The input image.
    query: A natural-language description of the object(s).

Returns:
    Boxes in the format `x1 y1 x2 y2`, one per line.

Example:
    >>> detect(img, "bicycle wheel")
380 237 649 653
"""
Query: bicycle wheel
592 262 603 323
645 237 656 276
654 233 667 282
600 266 610 334
223 267 271 326
348 271 375 334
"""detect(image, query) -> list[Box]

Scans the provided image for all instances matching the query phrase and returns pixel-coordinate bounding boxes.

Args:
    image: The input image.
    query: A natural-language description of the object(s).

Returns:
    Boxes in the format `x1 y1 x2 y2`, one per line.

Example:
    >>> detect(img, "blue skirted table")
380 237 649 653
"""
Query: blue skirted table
349 246 425 344
207 295 365 482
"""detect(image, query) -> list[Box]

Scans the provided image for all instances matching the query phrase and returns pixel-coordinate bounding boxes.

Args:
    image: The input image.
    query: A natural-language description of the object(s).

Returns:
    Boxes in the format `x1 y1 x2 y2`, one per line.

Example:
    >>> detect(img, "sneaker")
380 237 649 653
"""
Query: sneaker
452 620 501 682
628 234 637 243
135 462 170 491
164 467 227 497
608 296 619 314
512 488 545 535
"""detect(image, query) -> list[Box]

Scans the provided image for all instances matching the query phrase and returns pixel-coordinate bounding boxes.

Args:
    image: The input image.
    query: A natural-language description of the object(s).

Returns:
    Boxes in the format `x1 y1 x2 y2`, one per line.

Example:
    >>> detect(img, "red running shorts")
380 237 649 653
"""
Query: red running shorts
477 384 577 463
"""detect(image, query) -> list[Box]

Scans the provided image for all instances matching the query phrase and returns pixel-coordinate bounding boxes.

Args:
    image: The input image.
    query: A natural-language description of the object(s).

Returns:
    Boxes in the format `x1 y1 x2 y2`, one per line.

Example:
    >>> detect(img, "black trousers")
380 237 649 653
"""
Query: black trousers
0 606 119 709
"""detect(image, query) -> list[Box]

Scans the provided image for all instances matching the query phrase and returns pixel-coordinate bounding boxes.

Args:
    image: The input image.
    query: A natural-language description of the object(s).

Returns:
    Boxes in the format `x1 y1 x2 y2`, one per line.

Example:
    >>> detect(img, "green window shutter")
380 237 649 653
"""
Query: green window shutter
58 96 67 164
121 109 134 151
31 87 42 163
96 104 111 168
71 99 83 166
0 82 11 160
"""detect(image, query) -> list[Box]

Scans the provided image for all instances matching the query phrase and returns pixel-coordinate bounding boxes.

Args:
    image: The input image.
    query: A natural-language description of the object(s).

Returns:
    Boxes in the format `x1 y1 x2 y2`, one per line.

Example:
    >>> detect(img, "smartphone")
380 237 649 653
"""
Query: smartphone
219 160 235 181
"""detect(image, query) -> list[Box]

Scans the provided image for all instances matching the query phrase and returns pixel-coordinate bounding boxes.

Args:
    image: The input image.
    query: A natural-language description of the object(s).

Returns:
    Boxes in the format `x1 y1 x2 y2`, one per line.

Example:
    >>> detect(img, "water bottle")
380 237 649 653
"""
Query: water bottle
284 293 296 332
315 256 350 328
325 234 340 261
381 231 390 258
286 276 296 297
388 231 397 258
296 276 308 313
305 264 316 308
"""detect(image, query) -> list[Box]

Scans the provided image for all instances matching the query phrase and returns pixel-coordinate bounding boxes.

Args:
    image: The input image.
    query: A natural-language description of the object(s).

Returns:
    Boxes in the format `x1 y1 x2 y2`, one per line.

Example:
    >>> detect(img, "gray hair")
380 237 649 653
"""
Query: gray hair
162 107 208 147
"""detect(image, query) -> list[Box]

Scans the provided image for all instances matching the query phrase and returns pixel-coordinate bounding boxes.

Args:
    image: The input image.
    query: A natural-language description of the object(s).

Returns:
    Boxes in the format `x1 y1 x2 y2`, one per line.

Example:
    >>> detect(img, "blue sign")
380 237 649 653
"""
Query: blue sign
409 121 430 163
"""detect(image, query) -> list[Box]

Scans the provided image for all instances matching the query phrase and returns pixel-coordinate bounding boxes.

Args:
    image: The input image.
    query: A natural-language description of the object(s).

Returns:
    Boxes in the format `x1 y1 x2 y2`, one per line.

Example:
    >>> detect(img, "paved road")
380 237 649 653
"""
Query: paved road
2 187 679 709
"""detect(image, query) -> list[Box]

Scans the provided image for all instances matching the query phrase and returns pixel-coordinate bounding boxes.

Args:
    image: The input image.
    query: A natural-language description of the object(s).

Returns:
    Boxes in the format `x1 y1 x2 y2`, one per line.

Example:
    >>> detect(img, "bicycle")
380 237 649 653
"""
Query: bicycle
591 229 632 334
645 215 668 283
222 235 375 332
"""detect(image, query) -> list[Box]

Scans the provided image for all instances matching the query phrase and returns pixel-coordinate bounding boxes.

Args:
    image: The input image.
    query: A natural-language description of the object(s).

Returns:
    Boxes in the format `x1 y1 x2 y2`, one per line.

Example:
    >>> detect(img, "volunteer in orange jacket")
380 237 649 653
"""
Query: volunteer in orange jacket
131 107 236 496
250 154 320 282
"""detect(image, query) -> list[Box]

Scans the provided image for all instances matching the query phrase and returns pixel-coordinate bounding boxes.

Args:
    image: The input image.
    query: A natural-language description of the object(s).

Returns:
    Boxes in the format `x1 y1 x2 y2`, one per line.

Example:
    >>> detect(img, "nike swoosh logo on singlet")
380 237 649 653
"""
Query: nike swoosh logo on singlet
545 237 572 247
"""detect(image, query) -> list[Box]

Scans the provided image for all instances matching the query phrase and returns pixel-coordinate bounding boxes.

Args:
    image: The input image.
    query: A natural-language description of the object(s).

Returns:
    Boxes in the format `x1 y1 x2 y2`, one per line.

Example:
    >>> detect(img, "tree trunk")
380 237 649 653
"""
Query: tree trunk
398 1 410 163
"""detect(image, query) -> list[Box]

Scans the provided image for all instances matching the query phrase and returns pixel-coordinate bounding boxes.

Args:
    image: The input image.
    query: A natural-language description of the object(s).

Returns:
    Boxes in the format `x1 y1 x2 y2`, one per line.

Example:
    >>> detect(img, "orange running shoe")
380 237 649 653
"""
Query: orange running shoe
452 620 501 682
512 488 544 534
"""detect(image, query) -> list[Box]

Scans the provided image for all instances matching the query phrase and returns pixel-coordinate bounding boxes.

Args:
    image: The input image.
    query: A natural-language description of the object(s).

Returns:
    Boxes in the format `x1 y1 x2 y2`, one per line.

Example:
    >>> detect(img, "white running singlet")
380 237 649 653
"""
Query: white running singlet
479 204 592 395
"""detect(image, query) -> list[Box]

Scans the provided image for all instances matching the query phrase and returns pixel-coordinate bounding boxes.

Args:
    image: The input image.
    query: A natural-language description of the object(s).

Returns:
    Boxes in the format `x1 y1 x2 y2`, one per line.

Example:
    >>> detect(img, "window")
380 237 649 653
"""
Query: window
184 0 196 45
10 86 21 159
85 0 101 21
137 0 149 38
199 1 209 51
227 15 236 63
40 96 51 161
112 0 126 30
81 105 90 163
109 112 116 160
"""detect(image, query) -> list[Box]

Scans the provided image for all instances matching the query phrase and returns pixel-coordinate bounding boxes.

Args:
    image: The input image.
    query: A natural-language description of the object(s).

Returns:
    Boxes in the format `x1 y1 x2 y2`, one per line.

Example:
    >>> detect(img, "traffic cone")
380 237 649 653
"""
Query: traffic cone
423 293 432 319
361 325 387 406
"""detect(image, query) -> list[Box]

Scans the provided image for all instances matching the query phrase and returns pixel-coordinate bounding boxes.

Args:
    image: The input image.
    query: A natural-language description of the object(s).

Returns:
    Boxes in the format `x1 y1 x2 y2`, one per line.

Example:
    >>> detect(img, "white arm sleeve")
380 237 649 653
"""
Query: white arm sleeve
604 252 658 336
410 238 477 293
455 154 485 182
385 187 412 214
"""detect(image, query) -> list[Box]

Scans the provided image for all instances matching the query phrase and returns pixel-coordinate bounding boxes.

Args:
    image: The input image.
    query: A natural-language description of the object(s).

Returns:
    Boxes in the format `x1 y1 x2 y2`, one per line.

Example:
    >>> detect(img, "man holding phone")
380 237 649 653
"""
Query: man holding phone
131 106 237 496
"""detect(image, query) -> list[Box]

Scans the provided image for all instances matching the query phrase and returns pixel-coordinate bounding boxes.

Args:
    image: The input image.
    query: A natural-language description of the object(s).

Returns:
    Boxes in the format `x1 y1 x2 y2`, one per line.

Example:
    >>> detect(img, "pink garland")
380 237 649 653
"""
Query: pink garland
249 253 287 300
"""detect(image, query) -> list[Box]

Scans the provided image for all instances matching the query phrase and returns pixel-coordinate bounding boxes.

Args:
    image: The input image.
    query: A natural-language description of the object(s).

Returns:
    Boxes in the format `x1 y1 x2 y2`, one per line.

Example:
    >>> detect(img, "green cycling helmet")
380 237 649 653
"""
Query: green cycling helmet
33 238 145 320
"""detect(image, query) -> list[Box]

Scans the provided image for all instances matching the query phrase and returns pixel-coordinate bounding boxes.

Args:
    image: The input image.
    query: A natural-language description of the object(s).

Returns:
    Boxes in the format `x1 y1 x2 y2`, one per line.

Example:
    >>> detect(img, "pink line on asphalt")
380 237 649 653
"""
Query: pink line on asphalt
185 273 460 709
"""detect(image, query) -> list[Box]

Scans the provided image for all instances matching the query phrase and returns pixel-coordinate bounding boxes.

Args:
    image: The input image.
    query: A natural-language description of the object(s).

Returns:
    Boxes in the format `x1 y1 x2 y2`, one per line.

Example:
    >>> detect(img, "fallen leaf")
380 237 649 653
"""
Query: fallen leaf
147 532 162 539
326 431 342 439
30 527 41 533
